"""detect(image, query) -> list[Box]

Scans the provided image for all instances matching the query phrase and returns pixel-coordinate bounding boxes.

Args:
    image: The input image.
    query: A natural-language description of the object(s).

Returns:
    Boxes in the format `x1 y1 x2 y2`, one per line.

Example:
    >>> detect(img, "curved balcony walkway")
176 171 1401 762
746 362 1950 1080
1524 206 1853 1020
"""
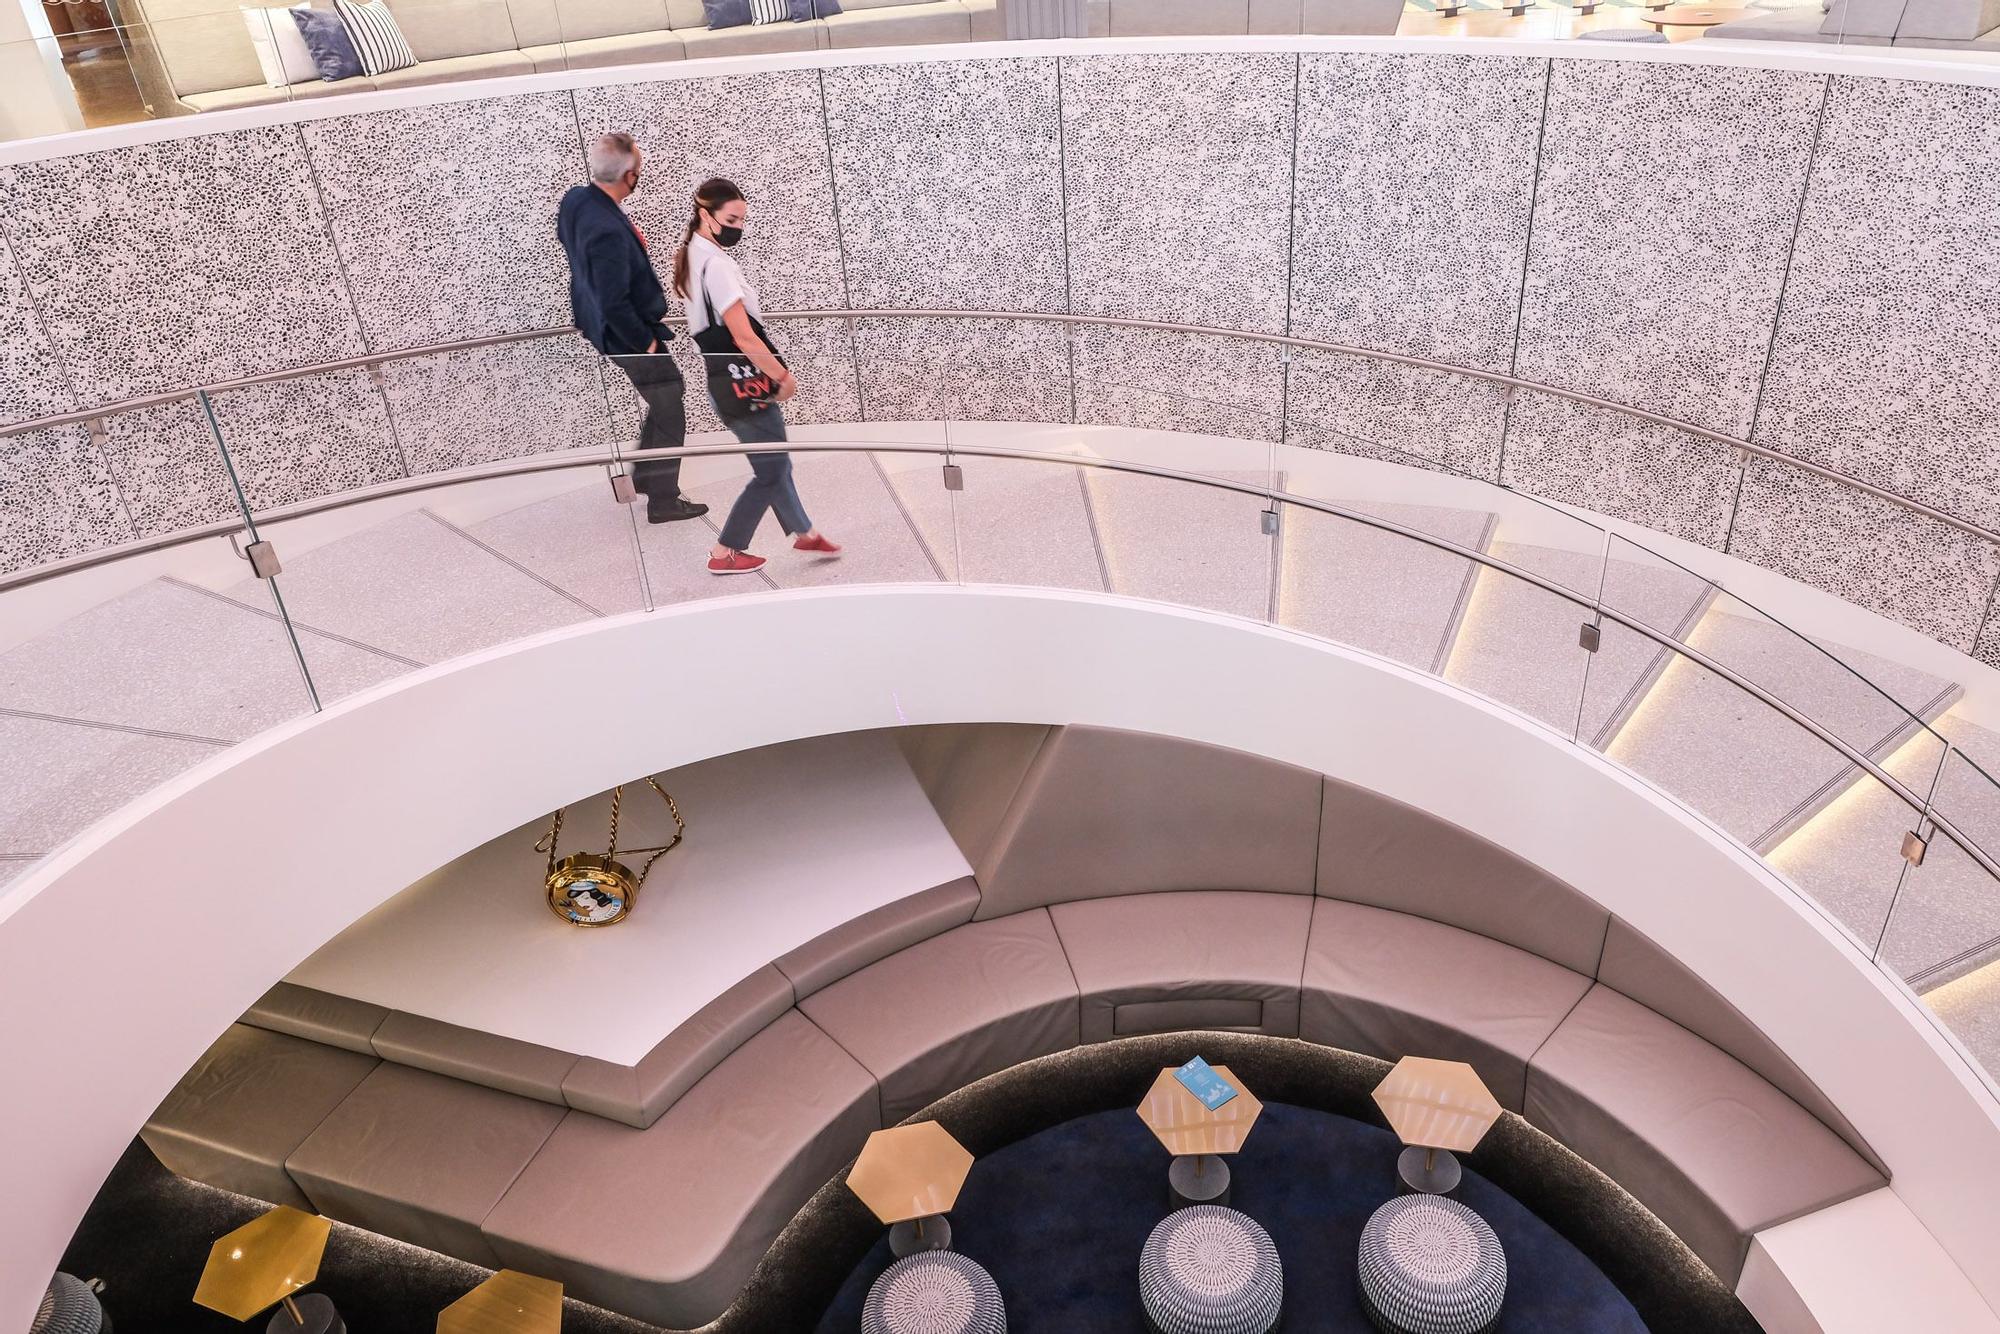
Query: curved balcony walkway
4 430 1999 1086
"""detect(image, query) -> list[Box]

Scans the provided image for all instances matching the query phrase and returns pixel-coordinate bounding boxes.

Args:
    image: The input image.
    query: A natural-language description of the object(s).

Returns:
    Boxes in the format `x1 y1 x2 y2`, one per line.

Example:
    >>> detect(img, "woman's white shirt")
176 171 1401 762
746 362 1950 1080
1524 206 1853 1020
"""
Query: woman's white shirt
685 234 762 334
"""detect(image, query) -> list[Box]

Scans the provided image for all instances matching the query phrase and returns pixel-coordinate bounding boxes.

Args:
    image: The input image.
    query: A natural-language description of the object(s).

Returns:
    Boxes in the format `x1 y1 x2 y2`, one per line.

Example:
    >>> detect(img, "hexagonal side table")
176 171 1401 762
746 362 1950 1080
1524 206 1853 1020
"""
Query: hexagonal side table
1370 1057 1502 1197
848 1122 976 1258
1138 1064 1263 1211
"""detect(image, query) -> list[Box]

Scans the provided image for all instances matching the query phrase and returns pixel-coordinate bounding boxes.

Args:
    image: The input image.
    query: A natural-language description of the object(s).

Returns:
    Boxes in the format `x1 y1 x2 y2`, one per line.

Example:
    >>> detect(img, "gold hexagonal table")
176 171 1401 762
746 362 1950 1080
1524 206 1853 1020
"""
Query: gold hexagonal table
1372 1056 1503 1194
193 1206 338 1330
846 1121 974 1257
1137 1063 1262 1207
438 1271 563 1334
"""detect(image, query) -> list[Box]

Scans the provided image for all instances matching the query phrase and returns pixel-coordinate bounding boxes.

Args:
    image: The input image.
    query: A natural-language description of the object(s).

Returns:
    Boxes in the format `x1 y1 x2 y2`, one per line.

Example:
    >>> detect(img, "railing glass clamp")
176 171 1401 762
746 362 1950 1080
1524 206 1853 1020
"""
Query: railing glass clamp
942 463 965 492
243 539 282 580
1579 622 1602 653
1260 509 1279 536
610 472 638 505
1902 829 1929 867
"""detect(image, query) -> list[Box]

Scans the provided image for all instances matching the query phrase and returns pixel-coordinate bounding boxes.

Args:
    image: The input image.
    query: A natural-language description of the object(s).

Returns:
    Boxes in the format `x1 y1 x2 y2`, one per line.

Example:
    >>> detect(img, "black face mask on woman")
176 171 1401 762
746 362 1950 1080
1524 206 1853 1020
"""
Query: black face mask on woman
714 222 744 248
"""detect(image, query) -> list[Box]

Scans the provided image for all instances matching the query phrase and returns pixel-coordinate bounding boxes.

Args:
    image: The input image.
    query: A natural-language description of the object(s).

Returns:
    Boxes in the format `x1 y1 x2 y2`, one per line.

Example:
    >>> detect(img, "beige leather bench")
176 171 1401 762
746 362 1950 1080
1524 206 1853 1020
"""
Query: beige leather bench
143 1024 378 1211
798 908 1082 1122
142 724 1888 1322
1051 889 1313 1041
484 1011 880 1326
286 1062 567 1266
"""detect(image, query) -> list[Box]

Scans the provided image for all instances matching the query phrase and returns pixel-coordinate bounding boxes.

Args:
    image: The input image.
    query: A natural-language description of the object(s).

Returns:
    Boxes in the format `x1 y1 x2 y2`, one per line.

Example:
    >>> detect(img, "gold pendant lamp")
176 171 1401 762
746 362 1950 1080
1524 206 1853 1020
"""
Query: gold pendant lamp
535 776 685 927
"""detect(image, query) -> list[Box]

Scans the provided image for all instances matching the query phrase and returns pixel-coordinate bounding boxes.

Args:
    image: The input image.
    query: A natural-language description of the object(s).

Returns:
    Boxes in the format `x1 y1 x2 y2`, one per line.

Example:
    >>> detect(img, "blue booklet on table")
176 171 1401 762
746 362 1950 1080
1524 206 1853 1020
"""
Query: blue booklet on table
1174 1056 1238 1110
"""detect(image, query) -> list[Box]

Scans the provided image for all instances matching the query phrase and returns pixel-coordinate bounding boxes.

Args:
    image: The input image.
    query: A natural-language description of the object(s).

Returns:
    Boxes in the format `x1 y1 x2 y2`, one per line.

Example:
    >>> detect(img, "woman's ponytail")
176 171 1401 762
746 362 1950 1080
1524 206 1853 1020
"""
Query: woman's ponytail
671 176 746 301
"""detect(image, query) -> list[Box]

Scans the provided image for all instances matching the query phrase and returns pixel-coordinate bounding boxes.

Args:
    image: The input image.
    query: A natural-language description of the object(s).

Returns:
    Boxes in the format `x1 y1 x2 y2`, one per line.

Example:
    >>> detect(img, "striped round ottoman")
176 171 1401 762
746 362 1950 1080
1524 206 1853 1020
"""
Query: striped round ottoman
1357 1195 1507 1334
862 1250 1007 1334
1138 1205 1284 1334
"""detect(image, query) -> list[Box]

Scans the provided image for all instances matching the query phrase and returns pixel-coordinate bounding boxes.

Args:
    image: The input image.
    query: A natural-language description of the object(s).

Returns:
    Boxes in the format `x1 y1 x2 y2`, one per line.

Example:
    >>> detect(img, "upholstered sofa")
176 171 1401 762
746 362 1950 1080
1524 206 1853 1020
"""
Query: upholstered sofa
142 724 1885 1328
1704 0 2000 46
119 0 1004 115
118 0 1403 119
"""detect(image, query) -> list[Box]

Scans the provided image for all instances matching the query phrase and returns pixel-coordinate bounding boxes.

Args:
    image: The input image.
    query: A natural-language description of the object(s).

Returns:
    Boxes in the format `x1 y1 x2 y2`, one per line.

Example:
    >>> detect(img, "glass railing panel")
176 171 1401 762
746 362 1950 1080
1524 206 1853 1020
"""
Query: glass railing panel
1592 534 1953 845
1439 557 1595 738
1594 627 1943 865
1882 747 2000 993
929 451 1111 595
238 462 651 703
685 442 953 592
1272 497 1481 678
391 338 616 477
1078 462 1275 622
0 532 324 886
1884 809 2000 1089
1767 730 1948 956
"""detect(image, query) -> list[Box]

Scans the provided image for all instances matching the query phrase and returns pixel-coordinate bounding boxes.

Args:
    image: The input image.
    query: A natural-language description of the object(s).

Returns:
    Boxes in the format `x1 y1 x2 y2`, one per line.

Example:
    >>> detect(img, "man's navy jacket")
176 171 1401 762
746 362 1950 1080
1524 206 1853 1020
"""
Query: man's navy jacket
557 183 672 356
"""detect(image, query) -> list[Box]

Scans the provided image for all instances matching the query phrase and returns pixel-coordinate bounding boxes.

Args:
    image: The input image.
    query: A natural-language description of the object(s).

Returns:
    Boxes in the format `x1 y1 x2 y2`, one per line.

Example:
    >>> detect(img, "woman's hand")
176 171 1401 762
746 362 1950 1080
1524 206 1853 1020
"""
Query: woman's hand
773 369 798 403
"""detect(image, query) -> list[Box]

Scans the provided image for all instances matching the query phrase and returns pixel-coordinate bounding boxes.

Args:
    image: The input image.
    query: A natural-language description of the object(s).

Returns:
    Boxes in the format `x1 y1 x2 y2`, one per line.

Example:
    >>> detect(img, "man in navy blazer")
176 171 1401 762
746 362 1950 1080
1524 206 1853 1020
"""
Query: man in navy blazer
558 131 705 523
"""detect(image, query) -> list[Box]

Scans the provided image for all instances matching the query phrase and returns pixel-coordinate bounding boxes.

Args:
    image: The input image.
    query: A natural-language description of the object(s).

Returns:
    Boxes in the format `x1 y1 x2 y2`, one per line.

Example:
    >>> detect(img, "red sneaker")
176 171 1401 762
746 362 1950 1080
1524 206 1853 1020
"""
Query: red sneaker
794 533 842 555
707 550 767 576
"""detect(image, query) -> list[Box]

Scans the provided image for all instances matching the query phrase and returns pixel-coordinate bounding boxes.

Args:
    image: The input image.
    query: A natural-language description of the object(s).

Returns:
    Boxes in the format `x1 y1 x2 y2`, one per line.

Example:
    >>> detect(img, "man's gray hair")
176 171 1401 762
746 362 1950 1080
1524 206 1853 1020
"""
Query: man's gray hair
587 131 639 183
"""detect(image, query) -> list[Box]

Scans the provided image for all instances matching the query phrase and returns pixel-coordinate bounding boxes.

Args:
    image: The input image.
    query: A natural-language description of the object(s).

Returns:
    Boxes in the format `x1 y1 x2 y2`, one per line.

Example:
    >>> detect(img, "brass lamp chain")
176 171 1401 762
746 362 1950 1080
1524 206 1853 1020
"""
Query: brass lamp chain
531 777 683 884
534 805 564 879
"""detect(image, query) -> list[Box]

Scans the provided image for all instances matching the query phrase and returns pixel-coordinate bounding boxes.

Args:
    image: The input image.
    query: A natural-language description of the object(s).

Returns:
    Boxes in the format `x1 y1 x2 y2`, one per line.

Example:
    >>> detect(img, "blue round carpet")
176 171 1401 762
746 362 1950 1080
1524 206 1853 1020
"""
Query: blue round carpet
819 1102 1647 1332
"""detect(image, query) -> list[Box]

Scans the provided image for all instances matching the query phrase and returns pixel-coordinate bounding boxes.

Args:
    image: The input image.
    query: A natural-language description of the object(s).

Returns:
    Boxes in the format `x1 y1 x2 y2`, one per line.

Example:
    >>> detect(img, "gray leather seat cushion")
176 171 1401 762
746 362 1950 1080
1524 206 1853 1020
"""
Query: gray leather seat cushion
1525 984 1885 1283
484 1010 880 1328
1318 774 1609 975
776 876 982 1000
242 982 388 1055
976 726 1321 918
142 1024 378 1211
1050 890 1313 1042
563 964 795 1129
799 909 1080 1122
1595 918 1879 1169
371 1011 579 1106
1301 898 1592 1111
286 1063 565 1267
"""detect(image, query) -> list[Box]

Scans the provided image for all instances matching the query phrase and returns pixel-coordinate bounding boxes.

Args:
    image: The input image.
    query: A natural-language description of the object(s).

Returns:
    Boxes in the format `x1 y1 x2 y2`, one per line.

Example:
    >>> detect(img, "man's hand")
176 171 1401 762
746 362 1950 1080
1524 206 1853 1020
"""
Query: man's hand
646 340 658 354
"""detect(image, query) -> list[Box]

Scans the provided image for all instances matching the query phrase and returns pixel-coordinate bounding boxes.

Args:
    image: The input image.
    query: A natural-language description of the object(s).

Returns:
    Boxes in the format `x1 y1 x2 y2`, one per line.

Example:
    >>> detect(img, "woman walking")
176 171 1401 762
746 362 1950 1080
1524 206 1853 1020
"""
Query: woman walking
672 177 840 575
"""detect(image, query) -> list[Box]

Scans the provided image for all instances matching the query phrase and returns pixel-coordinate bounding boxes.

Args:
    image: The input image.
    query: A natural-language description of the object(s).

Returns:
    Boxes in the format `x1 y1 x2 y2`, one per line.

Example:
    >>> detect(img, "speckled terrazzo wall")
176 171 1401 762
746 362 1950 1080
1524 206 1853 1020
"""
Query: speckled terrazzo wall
4 50 2000 660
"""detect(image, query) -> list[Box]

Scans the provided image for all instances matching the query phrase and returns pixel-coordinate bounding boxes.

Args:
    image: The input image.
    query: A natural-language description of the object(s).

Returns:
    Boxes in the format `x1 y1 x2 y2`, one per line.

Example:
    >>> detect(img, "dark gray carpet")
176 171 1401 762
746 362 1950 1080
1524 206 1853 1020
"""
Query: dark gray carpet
817 1101 1647 1331
725 1034 1762 1334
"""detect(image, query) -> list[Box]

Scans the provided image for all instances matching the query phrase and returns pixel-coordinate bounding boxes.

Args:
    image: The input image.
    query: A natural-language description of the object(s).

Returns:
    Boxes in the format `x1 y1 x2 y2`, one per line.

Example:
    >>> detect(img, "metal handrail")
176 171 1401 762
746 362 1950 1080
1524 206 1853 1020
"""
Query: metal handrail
9 432 1990 892
5 309 1995 547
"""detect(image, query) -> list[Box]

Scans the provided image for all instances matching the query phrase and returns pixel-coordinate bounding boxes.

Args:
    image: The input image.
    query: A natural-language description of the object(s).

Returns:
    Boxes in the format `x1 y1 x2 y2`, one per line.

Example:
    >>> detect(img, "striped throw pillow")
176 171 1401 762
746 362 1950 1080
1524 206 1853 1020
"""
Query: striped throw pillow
332 0 417 74
749 0 789 21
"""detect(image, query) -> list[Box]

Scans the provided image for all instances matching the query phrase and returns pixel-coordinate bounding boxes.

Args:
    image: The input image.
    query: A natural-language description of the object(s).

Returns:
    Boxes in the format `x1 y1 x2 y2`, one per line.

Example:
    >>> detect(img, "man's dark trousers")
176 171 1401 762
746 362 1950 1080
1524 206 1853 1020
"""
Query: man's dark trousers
609 351 688 508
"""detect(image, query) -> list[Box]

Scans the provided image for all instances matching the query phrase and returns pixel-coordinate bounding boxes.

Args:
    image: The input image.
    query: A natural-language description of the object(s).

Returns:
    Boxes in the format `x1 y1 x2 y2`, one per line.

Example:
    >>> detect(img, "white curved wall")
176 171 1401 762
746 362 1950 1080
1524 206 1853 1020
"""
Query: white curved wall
3 585 1998 1330
5 39 2000 662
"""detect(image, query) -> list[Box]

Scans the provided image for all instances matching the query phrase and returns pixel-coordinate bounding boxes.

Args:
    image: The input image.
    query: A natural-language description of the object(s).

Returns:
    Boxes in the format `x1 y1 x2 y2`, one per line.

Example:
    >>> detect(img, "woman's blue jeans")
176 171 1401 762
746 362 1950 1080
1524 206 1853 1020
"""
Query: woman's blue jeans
714 405 810 551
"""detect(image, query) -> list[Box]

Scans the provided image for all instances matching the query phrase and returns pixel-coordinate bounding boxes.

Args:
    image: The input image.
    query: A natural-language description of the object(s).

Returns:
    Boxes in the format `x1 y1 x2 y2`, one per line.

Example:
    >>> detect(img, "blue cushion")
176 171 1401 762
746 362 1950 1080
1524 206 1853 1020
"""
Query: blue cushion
701 0 751 25
787 0 840 18
289 6 363 80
